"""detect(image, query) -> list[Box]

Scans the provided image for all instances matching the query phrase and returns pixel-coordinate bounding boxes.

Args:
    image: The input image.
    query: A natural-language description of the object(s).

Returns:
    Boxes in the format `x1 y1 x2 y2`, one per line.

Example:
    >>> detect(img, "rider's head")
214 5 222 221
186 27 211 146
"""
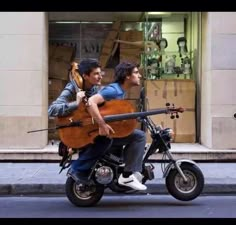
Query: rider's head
114 61 139 84
78 58 101 76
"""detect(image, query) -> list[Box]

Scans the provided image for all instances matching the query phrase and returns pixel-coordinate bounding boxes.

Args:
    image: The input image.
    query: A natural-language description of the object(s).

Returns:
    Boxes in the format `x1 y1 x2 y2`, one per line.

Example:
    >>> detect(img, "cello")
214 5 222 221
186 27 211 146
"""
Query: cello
28 62 137 148
56 99 183 149
28 63 184 149
56 61 137 149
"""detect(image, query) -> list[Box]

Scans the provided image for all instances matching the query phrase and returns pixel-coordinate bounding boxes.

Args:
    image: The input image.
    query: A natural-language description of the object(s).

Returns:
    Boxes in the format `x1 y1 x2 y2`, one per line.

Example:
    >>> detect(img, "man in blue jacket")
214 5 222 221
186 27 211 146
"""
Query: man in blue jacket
86 61 147 191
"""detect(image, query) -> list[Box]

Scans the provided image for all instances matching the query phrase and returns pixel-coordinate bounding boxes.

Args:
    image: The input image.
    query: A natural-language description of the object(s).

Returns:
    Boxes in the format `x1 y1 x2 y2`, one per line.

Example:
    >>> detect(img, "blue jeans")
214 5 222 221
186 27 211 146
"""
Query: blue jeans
112 129 146 172
70 129 146 173
70 136 112 172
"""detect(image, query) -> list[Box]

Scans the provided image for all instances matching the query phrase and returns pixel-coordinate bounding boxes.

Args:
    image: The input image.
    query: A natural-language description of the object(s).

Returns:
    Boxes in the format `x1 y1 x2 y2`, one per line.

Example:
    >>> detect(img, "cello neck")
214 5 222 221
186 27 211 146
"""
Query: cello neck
103 108 168 122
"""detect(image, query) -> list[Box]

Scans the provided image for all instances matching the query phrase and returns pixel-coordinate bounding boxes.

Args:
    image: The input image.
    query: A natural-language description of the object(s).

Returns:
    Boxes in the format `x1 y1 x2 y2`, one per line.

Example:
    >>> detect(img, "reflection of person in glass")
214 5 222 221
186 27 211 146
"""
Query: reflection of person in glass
148 23 160 42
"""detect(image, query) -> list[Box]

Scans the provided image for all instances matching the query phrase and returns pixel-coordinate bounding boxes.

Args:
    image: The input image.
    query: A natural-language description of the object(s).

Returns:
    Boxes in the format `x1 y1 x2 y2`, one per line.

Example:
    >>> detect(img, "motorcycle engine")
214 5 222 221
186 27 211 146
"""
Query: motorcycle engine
95 166 114 185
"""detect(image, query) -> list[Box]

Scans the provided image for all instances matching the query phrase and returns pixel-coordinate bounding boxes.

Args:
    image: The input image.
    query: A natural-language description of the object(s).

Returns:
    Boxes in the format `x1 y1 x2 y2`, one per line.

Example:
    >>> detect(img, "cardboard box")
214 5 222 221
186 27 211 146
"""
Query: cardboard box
119 31 143 42
111 21 121 31
102 31 119 48
49 44 76 80
99 54 111 69
125 85 142 99
120 55 141 65
101 68 114 84
145 111 196 143
49 60 70 80
50 45 75 62
101 46 113 55
120 48 142 56
99 29 120 68
145 79 196 143
119 31 144 49
48 79 68 105
120 43 143 50
49 45 57 59
145 79 196 109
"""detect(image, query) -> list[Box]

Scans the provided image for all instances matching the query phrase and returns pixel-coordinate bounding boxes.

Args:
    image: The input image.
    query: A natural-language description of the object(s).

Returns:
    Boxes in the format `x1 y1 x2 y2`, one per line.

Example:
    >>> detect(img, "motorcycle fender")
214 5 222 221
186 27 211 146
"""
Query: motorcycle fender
163 159 198 178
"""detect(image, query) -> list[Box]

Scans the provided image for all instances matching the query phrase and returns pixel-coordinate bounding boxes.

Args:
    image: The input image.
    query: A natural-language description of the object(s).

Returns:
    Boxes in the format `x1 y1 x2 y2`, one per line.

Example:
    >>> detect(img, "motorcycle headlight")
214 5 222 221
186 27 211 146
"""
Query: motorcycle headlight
162 128 175 142
167 128 174 142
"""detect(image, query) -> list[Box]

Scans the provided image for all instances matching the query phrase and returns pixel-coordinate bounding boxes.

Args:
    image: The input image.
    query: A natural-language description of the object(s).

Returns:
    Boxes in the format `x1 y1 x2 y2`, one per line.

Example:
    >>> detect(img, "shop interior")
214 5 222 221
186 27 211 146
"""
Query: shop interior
48 12 200 143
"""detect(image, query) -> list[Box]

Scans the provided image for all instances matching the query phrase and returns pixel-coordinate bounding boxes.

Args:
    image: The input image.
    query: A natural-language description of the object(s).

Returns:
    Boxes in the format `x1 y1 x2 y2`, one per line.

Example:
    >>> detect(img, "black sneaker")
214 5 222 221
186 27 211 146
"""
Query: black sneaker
67 168 90 184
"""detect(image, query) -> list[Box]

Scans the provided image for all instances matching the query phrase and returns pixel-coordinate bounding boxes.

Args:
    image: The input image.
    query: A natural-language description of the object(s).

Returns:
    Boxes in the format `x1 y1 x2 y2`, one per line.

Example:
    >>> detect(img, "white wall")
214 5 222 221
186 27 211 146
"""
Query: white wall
0 12 48 148
201 12 236 149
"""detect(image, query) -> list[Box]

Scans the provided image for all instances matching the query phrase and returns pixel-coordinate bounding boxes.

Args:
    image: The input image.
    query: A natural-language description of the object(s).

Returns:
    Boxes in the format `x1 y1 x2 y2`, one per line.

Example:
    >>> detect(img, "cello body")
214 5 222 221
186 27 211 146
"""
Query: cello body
56 99 137 149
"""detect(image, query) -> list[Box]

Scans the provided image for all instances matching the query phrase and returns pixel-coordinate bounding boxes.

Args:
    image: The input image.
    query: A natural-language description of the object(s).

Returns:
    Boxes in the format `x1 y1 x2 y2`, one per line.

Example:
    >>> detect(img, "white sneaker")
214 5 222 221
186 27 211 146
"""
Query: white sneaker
118 174 147 191
133 172 144 183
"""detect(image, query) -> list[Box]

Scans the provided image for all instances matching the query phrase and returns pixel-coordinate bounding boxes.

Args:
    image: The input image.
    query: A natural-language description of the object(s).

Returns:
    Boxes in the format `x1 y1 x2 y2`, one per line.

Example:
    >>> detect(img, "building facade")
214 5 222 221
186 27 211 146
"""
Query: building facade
0 12 235 150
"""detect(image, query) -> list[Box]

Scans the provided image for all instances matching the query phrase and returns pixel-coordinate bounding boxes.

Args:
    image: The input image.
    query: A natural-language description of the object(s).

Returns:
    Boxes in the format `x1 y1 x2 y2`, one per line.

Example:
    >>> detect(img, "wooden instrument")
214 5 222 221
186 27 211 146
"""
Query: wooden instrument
28 61 184 149
69 61 83 91
55 100 184 149
28 99 184 149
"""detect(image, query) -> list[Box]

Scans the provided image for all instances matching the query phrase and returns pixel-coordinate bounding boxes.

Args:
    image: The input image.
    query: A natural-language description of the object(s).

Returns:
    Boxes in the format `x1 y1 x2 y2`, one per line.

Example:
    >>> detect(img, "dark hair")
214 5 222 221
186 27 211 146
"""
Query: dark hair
78 58 101 75
177 37 188 57
114 61 139 84
157 38 168 48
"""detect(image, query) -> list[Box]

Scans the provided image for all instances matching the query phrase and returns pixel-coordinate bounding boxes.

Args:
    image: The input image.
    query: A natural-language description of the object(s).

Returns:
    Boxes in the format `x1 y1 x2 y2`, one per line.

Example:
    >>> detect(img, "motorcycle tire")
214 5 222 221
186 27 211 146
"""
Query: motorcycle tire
165 163 204 201
65 177 104 207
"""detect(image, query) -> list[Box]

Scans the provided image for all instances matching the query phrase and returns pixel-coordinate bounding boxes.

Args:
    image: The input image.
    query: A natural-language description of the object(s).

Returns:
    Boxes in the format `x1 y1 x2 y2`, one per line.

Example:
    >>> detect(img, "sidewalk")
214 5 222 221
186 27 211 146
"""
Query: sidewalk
1 162 236 195
1 143 236 161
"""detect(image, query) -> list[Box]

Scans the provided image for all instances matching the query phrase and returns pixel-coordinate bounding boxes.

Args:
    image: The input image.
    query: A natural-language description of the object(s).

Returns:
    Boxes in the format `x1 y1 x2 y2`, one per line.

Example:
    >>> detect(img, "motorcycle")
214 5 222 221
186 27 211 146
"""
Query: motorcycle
63 104 205 207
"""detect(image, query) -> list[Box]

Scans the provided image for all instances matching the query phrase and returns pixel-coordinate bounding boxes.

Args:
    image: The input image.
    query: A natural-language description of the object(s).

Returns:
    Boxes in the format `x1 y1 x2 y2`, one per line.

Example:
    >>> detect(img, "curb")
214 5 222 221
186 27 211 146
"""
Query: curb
1 184 236 196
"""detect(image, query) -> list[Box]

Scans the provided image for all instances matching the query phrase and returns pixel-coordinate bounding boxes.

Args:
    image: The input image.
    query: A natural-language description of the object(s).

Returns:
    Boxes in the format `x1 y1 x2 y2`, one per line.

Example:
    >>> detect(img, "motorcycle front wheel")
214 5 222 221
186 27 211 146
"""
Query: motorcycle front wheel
65 177 104 207
165 163 204 201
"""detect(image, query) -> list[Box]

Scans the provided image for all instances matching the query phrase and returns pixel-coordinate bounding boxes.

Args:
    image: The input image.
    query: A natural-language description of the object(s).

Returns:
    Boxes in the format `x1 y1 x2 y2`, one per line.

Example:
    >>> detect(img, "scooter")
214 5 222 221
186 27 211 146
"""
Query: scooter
64 105 205 207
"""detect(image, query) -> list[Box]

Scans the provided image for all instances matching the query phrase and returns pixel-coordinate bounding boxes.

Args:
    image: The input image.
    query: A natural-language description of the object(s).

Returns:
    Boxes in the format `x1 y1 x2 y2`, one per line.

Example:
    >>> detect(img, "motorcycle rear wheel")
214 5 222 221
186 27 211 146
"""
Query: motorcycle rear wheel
65 177 104 207
166 163 204 201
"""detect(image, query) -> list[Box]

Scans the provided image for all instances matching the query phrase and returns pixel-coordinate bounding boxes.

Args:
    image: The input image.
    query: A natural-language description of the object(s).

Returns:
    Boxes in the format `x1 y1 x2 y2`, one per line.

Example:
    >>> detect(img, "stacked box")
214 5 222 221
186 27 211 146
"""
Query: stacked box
99 21 121 68
101 68 115 85
49 44 76 80
48 43 74 141
145 79 196 143
119 31 143 65
48 79 68 105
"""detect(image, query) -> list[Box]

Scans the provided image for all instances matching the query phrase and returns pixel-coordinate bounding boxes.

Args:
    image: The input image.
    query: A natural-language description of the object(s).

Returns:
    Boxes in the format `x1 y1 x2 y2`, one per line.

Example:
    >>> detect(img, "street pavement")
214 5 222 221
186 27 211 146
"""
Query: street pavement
0 162 236 195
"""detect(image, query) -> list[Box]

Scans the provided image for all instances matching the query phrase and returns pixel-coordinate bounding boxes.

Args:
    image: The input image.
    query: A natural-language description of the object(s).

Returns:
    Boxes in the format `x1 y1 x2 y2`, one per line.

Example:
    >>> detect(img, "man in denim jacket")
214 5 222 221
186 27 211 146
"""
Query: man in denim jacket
48 58 112 182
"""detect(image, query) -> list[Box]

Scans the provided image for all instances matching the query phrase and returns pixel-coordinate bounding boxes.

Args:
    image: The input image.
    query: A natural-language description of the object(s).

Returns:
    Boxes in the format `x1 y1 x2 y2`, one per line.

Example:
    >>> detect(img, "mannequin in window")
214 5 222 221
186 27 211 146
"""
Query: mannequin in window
177 37 188 58
165 55 176 74
182 56 191 74
157 38 168 54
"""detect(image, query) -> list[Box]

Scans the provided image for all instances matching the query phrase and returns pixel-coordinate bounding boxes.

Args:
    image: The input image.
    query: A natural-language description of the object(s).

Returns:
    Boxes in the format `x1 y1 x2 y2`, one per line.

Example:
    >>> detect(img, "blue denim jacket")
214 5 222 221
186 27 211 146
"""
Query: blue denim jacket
48 82 98 117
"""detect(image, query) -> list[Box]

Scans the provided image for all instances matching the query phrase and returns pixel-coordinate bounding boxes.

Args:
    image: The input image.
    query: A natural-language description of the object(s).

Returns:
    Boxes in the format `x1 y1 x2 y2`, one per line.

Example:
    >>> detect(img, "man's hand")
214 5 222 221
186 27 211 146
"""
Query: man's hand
98 123 115 137
76 91 86 105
